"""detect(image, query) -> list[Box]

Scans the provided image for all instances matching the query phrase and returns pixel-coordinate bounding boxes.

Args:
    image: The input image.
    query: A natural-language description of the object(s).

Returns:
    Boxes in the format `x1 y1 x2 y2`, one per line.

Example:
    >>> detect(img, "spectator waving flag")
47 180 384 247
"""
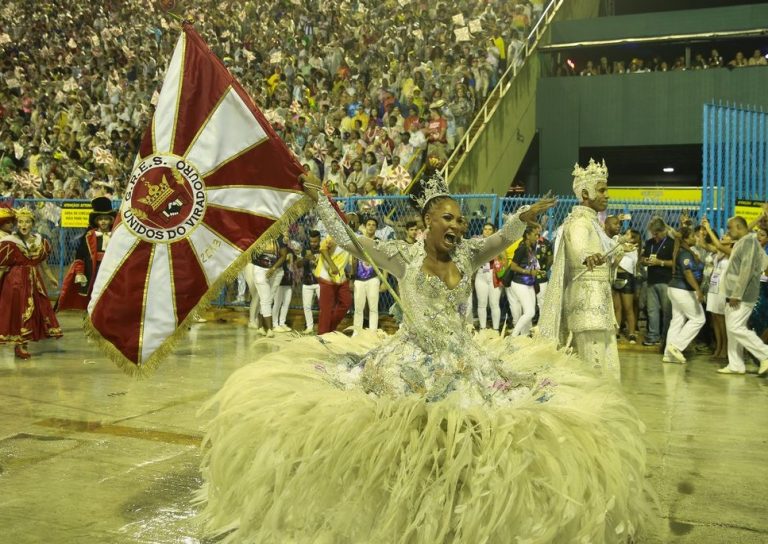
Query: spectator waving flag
86 23 308 375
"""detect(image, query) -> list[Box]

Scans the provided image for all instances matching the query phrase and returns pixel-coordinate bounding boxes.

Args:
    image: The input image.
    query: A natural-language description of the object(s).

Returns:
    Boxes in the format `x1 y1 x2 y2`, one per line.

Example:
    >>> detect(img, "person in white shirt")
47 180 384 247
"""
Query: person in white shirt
345 160 367 193
408 124 427 152
610 225 641 345
748 49 767 66
323 159 346 194
395 132 419 174
352 217 385 334
717 216 768 375
474 223 503 330
375 220 396 242
700 217 732 360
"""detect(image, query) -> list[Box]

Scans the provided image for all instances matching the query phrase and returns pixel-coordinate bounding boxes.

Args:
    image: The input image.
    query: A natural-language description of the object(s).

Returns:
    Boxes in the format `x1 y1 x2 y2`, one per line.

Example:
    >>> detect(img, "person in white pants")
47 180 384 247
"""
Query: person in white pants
506 226 540 337
299 230 322 334
272 283 292 330
718 216 768 375
272 236 301 332
244 262 261 330
474 223 503 330
701 217 732 359
251 240 288 338
272 267 293 332
663 227 706 364
236 271 247 304
504 284 523 329
352 218 384 334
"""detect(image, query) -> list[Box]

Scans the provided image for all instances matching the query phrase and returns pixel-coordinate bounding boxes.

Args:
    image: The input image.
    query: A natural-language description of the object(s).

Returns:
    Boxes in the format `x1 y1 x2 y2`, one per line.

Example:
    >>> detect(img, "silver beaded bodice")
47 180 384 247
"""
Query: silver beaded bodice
314 196 535 402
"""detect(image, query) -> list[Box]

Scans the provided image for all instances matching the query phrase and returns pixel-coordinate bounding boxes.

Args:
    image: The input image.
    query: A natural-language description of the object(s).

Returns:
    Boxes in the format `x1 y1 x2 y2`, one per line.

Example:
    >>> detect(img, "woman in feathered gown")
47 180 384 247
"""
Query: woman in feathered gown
197 174 653 543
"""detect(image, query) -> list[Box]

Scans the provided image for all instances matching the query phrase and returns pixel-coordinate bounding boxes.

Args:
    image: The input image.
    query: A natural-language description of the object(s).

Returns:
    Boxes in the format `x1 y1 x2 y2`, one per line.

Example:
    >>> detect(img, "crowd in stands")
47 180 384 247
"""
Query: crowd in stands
0 0 548 202
556 47 768 77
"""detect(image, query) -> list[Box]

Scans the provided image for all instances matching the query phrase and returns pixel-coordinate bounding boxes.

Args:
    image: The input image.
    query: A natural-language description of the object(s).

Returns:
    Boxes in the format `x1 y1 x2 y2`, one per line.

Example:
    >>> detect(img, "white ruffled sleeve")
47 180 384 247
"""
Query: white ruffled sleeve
468 206 529 268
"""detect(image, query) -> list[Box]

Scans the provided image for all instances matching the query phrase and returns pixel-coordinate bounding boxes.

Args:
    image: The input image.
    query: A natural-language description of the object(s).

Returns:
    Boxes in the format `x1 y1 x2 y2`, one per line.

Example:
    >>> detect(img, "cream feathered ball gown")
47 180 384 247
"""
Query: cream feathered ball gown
196 199 653 543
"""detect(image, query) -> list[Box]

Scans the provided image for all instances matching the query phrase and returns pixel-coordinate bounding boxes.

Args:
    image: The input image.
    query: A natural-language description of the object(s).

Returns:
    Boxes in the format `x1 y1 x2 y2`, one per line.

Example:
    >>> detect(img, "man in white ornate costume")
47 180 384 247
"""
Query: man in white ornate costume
540 159 621 379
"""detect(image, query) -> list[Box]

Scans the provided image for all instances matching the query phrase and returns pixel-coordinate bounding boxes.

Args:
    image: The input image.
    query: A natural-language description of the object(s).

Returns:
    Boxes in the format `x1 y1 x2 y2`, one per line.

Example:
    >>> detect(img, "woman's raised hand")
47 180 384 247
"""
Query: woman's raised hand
519 197 557 225
299 172 323 202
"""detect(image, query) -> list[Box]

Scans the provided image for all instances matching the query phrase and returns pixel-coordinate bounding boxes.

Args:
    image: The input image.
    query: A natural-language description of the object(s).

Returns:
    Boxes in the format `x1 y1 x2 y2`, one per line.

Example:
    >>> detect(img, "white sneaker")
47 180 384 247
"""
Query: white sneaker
248 323 266 336
302 327 315 335
758 359 768 376
662 356 685 364
666 345 687 364
717 367 745 375
277 325 292 333
265 329 275 338
247 321 261 330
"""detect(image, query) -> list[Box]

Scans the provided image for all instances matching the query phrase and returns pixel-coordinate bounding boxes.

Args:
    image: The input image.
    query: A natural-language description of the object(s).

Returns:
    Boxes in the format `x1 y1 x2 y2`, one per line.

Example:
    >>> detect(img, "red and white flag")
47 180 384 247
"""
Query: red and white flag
86 24 308 374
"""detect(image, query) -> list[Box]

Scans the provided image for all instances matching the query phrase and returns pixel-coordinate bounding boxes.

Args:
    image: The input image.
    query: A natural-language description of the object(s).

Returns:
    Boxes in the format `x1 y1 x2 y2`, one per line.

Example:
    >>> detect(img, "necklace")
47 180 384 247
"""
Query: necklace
651 237 667 254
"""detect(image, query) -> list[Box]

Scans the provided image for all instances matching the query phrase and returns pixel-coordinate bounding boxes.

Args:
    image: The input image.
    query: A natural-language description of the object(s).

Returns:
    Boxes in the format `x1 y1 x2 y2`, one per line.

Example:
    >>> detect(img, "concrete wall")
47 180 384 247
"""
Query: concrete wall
537 68 768 194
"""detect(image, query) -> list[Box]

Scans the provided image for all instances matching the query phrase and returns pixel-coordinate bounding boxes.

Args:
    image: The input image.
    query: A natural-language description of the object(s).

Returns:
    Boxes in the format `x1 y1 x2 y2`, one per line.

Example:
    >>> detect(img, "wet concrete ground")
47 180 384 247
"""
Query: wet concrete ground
1 312 766 543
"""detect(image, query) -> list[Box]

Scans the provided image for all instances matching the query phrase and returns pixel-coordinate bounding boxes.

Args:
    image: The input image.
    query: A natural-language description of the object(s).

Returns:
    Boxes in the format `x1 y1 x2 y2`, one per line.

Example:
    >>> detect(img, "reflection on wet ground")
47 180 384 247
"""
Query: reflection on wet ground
1 313 767 543
35 417 202 446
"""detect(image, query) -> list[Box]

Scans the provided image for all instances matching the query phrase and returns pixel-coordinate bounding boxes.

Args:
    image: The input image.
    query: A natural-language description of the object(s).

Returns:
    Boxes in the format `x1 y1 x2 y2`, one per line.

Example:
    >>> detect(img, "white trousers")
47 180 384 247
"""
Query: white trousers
509 282 536 337
505 285 523 328
237 272 247 299
474 270 501 329
536 281 548 318
667 287 706 353
244 263 260 324
573 330 621 381
302 284 320 329
725 302 768 372
353 278 380 332
272 285 293 327
252 265 283 318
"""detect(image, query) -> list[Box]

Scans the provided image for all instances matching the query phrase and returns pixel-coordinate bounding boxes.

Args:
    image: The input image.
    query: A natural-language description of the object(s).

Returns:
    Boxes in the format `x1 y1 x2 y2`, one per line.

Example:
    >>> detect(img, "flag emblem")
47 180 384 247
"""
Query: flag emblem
124 154 207 243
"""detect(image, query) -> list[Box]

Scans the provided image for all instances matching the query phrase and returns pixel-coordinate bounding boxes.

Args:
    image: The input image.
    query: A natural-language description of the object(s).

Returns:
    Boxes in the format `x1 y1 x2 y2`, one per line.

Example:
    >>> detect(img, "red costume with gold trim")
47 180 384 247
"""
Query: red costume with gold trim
0 234 63 344
57 230 109 311
57 196 115 311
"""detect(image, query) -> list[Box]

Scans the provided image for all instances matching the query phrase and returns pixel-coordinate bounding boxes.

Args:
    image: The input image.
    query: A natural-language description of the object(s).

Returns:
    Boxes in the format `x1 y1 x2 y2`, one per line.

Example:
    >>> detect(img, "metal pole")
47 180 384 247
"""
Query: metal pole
57 200 66 293
702 104 709 223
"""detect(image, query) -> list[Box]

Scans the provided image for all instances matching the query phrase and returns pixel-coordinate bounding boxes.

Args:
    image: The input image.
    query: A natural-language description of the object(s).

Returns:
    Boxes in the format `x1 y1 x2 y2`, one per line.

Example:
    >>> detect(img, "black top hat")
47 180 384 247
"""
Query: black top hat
89 196 117 229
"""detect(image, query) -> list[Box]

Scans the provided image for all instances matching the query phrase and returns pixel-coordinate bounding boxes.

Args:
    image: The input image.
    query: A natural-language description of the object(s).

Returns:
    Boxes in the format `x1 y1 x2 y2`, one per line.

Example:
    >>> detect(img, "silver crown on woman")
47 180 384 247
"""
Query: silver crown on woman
412 173 451 211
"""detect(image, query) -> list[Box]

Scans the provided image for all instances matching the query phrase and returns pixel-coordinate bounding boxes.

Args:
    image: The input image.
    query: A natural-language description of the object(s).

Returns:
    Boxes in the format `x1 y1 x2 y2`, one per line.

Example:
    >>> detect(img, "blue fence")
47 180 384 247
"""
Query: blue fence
703 102 768 232
2 195 700 315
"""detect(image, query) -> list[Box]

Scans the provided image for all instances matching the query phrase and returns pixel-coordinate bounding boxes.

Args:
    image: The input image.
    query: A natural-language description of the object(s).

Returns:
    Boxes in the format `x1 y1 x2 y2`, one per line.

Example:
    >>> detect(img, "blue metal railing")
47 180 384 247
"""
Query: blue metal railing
702 102 768 233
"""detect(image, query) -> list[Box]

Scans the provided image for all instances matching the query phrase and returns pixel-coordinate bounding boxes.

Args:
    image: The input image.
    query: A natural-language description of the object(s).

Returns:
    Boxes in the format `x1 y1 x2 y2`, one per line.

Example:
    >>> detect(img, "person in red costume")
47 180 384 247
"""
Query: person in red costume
0 205 15 294
0 207 62 359
57 197 116 311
